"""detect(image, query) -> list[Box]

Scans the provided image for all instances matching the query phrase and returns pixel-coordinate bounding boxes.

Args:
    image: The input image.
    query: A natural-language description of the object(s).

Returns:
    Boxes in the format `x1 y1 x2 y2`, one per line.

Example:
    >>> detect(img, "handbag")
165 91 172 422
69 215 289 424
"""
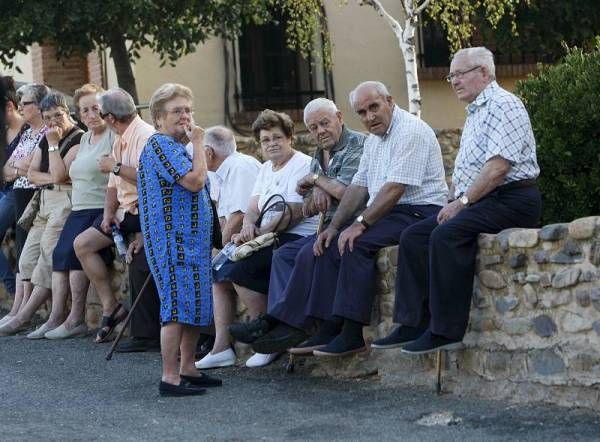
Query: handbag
16 128 81 231
16 190 41 231
229 194 291 262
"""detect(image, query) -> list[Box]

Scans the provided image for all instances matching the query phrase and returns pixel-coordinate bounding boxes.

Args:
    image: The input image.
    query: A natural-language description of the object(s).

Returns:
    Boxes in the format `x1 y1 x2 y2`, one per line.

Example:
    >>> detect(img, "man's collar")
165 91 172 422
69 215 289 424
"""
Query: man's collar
215 151 239 181
119 115 142 141
380 105 400 139
467 81 498 113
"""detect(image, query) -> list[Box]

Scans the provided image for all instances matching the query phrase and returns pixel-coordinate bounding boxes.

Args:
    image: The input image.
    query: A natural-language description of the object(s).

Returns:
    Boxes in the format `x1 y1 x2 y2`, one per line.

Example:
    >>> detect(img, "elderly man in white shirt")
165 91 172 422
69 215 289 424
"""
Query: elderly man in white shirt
196 125 260 369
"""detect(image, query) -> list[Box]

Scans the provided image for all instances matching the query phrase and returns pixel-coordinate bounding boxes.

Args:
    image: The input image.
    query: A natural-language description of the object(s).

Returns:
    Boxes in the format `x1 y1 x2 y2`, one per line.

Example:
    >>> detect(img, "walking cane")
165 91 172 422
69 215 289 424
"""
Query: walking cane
105 273 153 361
435 350 443 395
286 212 325 374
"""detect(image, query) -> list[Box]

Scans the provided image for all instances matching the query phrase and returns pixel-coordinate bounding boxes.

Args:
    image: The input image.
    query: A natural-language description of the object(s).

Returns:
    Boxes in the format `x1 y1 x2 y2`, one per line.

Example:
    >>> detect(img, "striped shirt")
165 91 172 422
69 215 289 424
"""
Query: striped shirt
352 105 448 207
452 81 540 198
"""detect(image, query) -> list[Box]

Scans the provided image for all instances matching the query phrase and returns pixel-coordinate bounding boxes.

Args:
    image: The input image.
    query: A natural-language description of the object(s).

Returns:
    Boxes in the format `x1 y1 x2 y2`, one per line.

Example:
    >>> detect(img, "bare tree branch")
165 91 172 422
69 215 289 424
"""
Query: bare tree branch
360 0 404 34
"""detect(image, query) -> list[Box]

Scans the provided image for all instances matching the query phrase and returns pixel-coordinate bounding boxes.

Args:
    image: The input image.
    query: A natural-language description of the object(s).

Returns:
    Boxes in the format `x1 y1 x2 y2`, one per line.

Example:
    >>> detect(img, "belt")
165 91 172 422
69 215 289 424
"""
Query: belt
43 184 73 191
497 179 537 191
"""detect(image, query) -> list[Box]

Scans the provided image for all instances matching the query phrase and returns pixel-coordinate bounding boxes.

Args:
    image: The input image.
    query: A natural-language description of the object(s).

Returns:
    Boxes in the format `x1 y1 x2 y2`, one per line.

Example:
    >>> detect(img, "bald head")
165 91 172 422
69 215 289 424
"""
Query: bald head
349 81 395 137
348 81 391 108
204 125 237 157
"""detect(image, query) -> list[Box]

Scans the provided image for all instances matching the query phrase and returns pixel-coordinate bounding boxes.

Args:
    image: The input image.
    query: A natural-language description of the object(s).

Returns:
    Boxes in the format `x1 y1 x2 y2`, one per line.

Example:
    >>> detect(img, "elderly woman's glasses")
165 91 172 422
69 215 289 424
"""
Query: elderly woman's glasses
165 106 194 117
19 100 36 107
446 65 481 83
42 111 66 123
260 134 286 146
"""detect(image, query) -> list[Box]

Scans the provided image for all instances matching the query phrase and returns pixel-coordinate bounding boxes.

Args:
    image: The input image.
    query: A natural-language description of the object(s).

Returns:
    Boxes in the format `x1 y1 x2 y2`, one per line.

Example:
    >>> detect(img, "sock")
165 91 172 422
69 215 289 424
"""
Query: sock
315 317 343 338
338 318 365 345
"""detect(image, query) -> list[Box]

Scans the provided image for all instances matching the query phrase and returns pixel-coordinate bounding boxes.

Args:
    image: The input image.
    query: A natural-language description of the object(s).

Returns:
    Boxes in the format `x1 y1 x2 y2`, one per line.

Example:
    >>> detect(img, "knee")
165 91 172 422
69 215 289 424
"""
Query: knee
74 232 92 258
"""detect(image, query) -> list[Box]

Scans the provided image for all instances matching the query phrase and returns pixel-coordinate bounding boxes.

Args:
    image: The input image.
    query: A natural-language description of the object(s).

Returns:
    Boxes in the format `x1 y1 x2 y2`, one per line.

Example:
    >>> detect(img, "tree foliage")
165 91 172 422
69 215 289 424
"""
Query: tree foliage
0 0 274 101
515 41 600 223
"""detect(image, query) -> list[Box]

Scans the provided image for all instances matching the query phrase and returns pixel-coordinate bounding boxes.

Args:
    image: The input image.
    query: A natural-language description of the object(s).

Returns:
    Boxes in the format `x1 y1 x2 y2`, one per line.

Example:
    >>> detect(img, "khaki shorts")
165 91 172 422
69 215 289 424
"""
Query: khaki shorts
19 189 72 289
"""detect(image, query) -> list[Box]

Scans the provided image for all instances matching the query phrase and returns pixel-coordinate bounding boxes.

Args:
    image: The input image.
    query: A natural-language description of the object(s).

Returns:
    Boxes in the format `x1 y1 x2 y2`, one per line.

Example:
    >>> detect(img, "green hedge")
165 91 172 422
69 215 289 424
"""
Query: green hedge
515 41 600 224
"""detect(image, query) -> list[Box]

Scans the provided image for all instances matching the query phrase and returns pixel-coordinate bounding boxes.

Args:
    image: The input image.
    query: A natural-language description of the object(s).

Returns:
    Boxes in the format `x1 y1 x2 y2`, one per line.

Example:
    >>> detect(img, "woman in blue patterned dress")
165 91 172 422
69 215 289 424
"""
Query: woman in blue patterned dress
138 83 221 397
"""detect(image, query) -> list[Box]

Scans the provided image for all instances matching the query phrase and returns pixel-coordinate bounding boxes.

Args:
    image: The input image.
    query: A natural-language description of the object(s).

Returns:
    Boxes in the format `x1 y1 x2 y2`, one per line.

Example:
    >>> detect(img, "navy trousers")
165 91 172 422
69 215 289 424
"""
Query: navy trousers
271 204 442 327
394 186 542 340
267 234 318 330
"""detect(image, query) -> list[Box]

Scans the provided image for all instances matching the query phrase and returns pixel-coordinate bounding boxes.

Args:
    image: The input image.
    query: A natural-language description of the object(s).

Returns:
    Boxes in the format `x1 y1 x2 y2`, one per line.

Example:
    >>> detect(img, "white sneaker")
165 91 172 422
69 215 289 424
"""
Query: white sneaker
245 352 279 368
195 348 236 369
0 315 15 328
26 323 55 340
45 323 89 339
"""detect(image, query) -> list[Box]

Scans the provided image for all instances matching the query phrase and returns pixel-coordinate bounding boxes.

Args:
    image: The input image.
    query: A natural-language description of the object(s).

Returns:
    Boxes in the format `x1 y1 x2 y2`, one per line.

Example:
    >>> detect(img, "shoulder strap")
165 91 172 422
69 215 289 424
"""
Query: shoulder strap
58 128 83 155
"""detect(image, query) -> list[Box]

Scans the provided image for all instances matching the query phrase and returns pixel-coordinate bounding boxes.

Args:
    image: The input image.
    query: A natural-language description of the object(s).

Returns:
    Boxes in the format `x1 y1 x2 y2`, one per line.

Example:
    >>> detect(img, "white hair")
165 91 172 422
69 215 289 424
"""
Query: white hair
303 98 339 126
204 125 237 157
453 47 496 79
348 81 391 107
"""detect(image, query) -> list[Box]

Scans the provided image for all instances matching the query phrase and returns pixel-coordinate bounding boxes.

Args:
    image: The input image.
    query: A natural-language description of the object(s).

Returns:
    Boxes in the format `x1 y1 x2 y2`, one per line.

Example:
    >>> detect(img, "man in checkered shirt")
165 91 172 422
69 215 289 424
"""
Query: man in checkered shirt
271 81 448 357
374 47 542 355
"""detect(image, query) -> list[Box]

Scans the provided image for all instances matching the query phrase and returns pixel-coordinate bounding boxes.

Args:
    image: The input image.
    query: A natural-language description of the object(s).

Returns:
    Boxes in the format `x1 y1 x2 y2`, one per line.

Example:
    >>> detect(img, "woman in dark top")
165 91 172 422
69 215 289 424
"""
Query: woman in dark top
0 92 83 337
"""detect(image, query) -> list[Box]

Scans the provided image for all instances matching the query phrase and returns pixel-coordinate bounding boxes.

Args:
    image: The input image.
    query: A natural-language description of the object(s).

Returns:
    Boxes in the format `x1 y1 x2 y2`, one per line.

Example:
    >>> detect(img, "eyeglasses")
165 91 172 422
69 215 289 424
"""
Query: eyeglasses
19 100 36 107
164 106 194 117
42 111 66 123
446 65 481 83
260 134 286 146
99 111 112 119
80 106 101 115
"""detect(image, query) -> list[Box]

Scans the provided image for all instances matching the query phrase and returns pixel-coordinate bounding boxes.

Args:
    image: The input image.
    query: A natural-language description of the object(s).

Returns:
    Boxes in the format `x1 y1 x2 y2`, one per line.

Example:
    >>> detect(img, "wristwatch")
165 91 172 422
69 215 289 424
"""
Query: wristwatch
459 194 470 206
48 145 59 152
311 173 319 185
356 214 370 229
112 162 122 176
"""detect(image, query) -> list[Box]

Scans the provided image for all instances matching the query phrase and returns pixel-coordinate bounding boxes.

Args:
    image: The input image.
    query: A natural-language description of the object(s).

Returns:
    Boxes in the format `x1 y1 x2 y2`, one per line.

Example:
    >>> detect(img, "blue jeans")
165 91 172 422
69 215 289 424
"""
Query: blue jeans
0 190 16 295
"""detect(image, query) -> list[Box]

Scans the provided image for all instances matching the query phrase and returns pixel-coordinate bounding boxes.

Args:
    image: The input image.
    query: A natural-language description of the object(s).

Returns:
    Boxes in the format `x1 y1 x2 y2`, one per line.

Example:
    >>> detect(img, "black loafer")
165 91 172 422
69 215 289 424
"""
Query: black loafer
401 330 464 355
312 335 366 357
158 380 206 397
251 323 308 354
371 326 426 349
116 337 161 353
180 372 223 388
228 314 275 344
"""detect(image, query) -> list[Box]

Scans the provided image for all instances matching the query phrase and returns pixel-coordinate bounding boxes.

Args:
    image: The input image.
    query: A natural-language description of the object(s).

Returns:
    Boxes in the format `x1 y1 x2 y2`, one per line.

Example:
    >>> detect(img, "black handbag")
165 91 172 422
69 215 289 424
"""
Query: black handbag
208 189 223 249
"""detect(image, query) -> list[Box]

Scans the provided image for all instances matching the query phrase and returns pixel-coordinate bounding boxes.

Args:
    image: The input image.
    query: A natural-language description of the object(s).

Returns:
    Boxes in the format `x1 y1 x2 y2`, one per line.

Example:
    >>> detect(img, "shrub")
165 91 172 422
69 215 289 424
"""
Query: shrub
515 41 600 224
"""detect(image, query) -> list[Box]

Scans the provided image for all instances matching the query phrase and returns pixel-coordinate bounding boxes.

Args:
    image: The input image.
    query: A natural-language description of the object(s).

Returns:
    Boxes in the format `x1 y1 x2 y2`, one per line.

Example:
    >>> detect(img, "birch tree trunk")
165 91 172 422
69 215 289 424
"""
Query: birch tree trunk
362 0 432 118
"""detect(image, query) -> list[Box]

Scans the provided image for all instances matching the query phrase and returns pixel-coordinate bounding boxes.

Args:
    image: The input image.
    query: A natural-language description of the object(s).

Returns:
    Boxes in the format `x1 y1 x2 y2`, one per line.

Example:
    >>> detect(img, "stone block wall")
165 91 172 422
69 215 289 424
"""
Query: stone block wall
293 216 600 410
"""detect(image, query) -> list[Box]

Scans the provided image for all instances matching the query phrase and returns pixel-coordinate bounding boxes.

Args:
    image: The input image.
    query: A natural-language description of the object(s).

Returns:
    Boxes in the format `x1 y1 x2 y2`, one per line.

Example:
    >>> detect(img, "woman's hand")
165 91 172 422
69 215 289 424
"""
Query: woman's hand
125 234 144 264
185 123 204 146
46 127 63 146
234 224 259 245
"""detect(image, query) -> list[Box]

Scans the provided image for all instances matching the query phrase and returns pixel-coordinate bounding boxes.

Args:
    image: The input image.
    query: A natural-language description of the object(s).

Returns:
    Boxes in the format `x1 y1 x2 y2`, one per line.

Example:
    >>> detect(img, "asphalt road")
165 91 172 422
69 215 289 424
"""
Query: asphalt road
1 336 599 441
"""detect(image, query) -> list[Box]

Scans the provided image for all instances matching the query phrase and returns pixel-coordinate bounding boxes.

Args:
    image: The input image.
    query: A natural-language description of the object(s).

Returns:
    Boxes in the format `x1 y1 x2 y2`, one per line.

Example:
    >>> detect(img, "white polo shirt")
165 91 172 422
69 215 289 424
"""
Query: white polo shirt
214 152 261 219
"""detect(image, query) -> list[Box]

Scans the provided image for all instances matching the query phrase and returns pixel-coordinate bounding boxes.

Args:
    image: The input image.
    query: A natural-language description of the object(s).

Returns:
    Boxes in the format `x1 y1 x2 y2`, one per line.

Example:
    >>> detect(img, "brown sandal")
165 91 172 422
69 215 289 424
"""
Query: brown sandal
95 303 128 343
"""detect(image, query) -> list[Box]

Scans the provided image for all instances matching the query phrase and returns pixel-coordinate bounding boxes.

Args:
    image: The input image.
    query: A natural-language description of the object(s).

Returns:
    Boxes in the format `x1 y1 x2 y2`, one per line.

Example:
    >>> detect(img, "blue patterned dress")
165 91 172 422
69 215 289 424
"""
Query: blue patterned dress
138 133 213 326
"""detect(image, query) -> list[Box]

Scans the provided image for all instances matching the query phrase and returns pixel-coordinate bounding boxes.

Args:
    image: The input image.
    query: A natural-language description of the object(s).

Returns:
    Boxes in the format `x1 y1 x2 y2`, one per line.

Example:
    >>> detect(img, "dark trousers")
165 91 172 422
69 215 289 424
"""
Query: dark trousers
267 234 318 330
128 250 161 339
305 204 442 325
394 186 542 340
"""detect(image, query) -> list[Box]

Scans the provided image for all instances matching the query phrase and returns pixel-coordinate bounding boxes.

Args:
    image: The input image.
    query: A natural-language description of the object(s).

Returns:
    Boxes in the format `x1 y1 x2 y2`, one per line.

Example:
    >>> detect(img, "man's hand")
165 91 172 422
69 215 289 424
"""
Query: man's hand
125 234 144 264
312 187 332 213
437 199 465 224
46 126 63 146
97 154 116 173
100 213 119 234
296 173 316 196
337 223 366 255
313 226 338 256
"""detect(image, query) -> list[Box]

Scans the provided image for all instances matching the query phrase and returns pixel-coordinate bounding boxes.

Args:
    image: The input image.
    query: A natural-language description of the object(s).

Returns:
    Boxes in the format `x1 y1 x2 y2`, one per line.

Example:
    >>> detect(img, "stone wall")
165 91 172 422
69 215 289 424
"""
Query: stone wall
285 216 600 411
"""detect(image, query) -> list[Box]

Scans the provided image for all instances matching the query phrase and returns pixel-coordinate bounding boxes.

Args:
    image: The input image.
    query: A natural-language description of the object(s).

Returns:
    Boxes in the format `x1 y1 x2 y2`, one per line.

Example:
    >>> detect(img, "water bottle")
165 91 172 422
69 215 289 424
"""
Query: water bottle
212 242 237 271
111 225 127 259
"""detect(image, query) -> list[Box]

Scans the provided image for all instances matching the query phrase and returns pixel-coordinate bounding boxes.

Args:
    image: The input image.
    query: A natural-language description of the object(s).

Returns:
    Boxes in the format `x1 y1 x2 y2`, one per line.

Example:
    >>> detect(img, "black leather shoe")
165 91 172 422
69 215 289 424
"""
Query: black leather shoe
251 323 308 354
180 372 223 388
158 380 207 397
371 326 426 349
312 334 366 357
116 337 161 353
288 333 335 355
228 314 275 344
401 329 464 355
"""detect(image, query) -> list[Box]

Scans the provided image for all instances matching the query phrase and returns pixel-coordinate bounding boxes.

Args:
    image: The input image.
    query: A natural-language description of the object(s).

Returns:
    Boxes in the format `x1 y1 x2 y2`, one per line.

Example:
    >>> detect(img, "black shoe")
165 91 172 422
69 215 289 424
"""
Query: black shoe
288 333 336 355
312 334 366 357
251 323 308 354
116 337 161 353
180 372 223 388
228 314 275 344
371 325 425 349
158 380 207 397
401 329 464 355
